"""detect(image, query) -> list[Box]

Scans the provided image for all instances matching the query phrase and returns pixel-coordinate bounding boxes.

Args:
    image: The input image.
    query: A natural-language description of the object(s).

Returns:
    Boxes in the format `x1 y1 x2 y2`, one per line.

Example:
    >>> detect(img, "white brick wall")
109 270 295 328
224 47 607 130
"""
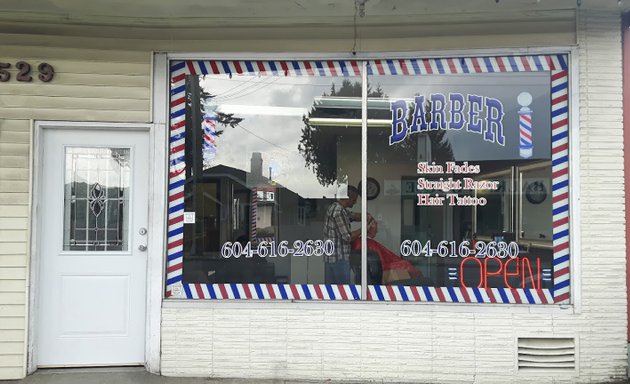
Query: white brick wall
160 9 627 384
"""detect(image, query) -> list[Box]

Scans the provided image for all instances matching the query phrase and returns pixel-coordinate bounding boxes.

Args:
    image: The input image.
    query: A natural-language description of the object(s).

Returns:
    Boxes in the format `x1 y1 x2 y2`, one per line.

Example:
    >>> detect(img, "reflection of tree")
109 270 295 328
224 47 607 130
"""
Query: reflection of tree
185 75 243 179
368 96 454 165
109 148 129 169
298 80 454 187
299 80 386 186
184 75 245 255
418 101 454 164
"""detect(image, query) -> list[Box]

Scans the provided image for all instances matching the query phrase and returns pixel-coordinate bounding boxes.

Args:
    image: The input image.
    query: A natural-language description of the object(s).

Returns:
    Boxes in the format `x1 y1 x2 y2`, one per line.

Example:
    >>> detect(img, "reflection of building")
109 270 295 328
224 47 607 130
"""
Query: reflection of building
185 152 329 284
189 153 281 250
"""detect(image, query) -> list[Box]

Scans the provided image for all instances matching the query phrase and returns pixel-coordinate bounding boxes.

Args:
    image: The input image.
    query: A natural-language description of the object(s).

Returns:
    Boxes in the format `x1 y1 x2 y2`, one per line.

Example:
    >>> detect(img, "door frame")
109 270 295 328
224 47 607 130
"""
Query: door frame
27 121 165 374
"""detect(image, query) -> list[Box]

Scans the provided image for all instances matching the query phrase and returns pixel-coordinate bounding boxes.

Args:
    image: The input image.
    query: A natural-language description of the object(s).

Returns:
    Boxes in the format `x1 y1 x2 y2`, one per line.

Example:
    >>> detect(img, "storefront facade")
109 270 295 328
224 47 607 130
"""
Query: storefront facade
0 1 626 383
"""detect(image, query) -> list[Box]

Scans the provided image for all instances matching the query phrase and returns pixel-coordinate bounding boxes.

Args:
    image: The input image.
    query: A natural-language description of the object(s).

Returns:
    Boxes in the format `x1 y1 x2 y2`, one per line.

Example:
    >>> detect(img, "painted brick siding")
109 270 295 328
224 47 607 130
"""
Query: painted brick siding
160 10 626 383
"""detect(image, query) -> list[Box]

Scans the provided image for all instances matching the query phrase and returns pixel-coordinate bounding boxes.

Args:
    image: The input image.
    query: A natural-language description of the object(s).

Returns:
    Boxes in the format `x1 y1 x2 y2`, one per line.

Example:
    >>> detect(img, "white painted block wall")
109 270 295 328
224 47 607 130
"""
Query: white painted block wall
160 10 627 384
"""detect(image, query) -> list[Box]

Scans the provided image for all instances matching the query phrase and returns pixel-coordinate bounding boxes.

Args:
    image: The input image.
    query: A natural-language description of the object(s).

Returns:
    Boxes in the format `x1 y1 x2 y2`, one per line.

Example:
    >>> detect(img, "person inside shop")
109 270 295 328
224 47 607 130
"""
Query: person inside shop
323 185 364 284
323 184 422 285
351 219 424 284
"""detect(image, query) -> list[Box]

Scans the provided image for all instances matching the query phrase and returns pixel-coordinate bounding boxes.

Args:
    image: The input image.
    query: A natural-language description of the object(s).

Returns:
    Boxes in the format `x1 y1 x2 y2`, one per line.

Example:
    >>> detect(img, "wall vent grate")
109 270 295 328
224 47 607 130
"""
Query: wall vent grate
518 338 576 371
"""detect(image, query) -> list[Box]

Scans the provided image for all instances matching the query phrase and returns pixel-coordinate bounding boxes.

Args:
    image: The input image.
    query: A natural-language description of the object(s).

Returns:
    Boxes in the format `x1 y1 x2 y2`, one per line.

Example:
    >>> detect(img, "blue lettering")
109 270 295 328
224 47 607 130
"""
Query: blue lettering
485 97 505 145
389 93 507 147
410 95 428 133
430 93 447 130
467 94 483 134
389 99 408 145
449 93 465 130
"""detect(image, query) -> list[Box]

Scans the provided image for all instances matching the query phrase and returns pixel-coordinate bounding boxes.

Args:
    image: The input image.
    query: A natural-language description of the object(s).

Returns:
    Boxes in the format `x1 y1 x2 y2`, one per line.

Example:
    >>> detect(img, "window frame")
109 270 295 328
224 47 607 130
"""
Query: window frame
164 52 573 305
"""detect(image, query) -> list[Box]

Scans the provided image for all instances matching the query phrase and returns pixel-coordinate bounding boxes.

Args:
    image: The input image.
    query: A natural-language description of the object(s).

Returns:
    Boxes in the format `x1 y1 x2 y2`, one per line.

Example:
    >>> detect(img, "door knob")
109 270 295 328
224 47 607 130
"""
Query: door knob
138 244 147 252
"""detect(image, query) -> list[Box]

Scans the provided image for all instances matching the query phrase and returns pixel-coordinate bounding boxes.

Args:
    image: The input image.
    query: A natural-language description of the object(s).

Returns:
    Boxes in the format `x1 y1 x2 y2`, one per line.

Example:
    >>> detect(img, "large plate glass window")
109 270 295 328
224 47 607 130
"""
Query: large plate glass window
166 55 570 304
167 60 363 300
364 56 569 304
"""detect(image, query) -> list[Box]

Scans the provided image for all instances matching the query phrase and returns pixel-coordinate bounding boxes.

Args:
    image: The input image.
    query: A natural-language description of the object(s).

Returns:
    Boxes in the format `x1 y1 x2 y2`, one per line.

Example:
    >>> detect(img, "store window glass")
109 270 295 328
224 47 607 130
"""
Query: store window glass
167 61 363 299
364 57 568 303
166 55 570 303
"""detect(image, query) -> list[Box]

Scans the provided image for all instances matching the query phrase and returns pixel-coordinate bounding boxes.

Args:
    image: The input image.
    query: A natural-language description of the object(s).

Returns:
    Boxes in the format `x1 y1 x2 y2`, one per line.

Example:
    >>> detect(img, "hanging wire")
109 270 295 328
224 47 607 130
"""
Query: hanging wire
351 1 359 55
351 0 367 55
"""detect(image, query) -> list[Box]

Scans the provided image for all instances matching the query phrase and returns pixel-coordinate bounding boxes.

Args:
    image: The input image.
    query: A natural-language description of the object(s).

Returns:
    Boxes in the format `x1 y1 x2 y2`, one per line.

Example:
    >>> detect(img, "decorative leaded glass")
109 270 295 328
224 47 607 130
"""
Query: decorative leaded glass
63 147 130 251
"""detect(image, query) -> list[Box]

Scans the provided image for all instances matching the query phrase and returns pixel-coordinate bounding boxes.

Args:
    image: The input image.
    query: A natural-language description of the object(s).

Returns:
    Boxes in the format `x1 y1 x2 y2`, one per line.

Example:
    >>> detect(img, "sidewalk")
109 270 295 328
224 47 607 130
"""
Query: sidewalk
4 367 630 384
3 367 357 384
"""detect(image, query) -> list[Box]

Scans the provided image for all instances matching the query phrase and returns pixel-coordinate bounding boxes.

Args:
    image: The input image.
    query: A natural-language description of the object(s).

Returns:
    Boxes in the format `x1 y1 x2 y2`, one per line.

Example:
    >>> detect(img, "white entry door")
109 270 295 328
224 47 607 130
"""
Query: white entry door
37 127 149 366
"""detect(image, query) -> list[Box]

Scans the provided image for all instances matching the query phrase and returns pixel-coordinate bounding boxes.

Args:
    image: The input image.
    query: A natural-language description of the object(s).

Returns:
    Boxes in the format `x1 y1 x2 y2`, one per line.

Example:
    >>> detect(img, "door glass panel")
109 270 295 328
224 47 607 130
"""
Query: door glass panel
63 147 130 251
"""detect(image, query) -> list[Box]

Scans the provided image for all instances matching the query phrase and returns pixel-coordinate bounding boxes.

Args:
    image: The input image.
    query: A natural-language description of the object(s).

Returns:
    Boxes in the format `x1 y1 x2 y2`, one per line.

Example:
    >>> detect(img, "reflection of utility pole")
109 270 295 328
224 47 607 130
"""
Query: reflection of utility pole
187 75 203 253
269 166 272 182
189 76 202 182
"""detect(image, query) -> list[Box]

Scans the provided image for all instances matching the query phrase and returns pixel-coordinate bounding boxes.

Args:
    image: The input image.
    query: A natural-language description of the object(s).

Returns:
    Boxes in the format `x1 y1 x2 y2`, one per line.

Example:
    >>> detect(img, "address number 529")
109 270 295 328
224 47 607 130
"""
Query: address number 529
0 61 55 82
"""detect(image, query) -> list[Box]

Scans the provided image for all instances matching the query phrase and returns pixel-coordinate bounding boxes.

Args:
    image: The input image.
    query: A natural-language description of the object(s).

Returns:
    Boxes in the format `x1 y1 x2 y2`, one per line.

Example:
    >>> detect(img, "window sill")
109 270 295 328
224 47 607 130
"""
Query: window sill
162 297 575 315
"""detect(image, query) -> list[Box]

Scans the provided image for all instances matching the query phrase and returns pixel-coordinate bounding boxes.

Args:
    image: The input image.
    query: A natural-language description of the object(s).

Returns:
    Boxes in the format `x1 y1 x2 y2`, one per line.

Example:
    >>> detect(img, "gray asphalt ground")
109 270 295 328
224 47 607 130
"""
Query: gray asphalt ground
2 367 363 384
3 367 630 384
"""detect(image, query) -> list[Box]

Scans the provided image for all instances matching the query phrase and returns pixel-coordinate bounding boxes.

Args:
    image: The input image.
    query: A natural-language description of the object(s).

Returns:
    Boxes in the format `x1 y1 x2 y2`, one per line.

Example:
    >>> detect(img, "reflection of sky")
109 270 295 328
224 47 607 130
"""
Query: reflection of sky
369 72 551 161
200 72 551 197
66 148 129 189
201 75 360 198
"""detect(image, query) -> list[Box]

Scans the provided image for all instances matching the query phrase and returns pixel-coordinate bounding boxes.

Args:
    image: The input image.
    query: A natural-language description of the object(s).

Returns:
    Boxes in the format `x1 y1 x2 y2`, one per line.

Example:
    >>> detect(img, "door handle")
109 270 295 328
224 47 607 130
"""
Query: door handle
138 244 147 252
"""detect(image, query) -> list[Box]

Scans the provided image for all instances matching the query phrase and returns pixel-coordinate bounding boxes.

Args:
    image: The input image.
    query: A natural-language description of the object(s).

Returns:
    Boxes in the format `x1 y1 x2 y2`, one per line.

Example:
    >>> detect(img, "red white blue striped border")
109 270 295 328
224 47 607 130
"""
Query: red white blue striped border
170 60 362 77
165 61 187 297
550 61 570 304
182 283 553 304
169 55 567 78
367 286 553 304
365 55 567 75
167 54 570 303
184 283 361 300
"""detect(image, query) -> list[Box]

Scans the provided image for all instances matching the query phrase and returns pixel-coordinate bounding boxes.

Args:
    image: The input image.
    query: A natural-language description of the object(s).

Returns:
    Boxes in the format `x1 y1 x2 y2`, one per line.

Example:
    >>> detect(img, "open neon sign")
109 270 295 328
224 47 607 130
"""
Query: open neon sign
460 256 543 290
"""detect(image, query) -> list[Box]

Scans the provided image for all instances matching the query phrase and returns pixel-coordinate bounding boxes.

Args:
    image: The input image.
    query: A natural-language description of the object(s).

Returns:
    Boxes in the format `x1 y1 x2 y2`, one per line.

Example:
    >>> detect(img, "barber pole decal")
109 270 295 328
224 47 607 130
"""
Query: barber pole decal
517 92 534 159
250 187 258 244
202 111 218 163
168 55 570 303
